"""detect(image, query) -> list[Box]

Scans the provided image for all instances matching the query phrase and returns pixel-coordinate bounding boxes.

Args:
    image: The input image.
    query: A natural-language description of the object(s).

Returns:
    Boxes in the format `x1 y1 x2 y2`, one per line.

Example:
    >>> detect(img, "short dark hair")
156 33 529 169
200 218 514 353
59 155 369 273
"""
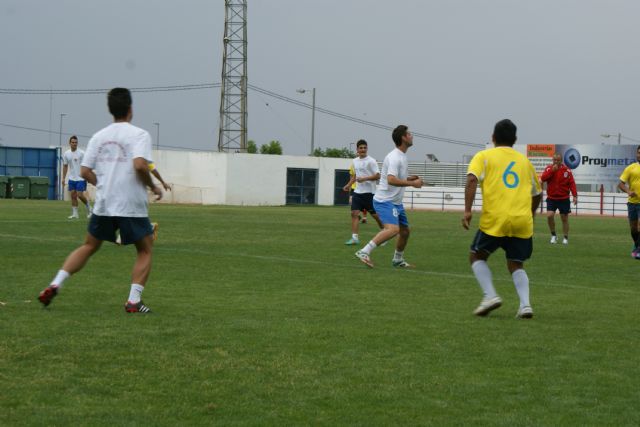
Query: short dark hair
493 119 517 146
356 139 367 148
107 87 132 119
69 135 78 143
392 125 408 147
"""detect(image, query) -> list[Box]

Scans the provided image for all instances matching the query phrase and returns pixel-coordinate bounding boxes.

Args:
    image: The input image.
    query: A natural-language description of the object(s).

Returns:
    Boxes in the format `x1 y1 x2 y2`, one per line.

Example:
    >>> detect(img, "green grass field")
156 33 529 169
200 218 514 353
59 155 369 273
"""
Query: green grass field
1 199 638 426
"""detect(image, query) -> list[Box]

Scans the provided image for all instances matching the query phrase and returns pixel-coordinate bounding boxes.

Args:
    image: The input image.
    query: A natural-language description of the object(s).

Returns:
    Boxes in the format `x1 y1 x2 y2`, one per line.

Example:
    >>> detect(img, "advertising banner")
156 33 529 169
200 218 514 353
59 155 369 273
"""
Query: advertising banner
527 144 637 186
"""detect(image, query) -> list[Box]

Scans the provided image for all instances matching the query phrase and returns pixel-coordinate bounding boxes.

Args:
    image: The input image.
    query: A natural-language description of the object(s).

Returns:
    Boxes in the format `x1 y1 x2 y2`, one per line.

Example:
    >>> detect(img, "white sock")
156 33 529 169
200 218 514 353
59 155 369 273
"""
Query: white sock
352 233 359 240
72 207 78 216
361 240 377 255
393 250 404 261
50 270 70 289
512 269 530 308
127 284 145 304
471 260 497 299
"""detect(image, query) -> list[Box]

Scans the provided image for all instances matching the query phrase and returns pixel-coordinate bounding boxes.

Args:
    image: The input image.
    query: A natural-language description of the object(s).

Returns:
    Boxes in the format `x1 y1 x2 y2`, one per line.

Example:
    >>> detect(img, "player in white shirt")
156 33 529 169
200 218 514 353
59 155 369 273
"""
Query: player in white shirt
342 140 383 245
39 88 163 313
355 125 423 268
62 135 92 219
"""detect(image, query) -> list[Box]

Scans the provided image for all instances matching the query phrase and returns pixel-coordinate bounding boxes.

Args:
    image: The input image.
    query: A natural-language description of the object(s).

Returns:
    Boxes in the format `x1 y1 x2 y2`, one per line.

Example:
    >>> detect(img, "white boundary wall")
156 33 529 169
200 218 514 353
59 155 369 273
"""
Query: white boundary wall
151 150 351 206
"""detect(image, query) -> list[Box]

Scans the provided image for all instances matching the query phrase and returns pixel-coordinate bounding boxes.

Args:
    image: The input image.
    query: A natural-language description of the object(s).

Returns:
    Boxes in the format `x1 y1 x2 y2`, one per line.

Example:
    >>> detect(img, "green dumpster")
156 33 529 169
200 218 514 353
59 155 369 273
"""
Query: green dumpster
0 176 8 198
29 176 50 199
9 176 30 199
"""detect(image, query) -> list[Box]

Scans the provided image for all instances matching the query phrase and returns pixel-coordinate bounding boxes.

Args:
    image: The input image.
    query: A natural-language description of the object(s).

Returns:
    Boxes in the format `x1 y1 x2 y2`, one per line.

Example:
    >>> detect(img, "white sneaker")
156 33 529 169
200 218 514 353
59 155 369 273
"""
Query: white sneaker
355 250 374 268
67 214 79 219
473 296 502 316
562 238 568 245
550 235 558 244
516 306 534 319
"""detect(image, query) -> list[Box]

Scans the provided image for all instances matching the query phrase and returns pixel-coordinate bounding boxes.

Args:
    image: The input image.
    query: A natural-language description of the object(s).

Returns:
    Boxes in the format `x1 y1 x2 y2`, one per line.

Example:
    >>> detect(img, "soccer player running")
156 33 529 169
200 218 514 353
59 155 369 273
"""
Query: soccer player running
355 125 423 268
342 139 383 245
39 88 163 313
62 135 92 218
541 153 577 244
617 145 640 259
462 119 542 319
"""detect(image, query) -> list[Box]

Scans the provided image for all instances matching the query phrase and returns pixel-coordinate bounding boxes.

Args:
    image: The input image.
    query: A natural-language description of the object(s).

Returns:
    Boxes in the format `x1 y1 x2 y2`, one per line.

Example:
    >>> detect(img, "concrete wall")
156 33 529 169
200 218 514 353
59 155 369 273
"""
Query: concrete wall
151 150 351 206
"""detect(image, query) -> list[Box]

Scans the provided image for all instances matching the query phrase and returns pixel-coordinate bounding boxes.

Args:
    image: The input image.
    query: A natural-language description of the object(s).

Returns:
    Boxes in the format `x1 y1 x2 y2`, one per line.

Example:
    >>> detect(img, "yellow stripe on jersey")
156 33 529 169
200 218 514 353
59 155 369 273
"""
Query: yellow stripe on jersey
468 147 542 238
619 163 640 204
148 161 156 172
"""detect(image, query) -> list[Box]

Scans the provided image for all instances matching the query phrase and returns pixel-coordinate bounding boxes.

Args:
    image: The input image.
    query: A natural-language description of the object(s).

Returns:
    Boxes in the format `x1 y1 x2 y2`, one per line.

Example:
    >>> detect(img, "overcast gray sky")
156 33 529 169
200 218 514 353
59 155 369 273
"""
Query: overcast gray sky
1 0 639 162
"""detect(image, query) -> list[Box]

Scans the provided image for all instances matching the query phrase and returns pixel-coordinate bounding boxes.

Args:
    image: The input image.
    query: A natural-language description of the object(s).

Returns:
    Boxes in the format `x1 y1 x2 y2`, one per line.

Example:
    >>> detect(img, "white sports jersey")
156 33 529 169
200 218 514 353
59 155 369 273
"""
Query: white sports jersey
82 122 153 217
373 148 408 204
352 155 379 194
62 149 85 181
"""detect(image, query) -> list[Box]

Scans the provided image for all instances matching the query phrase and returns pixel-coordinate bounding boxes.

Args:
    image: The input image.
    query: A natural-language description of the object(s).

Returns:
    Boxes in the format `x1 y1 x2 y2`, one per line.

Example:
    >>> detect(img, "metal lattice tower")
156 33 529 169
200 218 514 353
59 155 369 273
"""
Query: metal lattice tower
218 0 248 152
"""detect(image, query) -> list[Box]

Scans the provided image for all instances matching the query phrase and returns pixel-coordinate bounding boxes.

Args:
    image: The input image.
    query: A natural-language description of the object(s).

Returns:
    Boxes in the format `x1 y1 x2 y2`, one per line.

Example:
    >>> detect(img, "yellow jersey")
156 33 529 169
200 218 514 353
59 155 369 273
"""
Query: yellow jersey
349 164 356 191
619 163 640 204
468 147 542 238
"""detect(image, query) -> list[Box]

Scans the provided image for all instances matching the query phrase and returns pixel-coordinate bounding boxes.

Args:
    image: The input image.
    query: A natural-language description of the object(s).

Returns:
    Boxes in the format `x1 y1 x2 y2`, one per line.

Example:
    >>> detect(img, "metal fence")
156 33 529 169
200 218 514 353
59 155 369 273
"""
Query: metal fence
402 187 630 217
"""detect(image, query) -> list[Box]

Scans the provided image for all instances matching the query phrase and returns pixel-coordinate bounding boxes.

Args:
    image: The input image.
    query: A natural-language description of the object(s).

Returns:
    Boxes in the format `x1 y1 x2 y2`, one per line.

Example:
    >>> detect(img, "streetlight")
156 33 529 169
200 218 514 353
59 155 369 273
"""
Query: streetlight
58 113 67 200
296 88 316 155
600 133 622 144
153 122 160 150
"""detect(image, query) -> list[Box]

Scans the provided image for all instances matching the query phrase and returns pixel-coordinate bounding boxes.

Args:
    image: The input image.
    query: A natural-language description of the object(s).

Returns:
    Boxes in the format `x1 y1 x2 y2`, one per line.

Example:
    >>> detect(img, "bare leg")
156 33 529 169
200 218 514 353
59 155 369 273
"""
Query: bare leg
546 211 556 234
560 214 569 237
61 234 102 274
372 224 399 246
70 190 79 208
396 225 410 252
350 210 360 235
131 235 154 286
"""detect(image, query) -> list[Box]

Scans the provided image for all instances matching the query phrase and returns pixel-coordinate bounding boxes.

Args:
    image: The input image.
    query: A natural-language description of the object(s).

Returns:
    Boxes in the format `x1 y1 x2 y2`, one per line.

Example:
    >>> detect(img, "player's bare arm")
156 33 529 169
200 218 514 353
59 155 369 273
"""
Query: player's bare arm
462 174 478 230
80 166 97 186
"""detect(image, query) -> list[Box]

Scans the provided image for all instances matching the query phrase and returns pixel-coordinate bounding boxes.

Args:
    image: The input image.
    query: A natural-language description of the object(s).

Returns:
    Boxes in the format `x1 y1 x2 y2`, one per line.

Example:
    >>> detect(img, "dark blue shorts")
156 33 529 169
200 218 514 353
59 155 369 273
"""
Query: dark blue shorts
68 180 87 192
546 198 571 214
88 215 153 245
628 203 640 221
470 230 533 263
351 192 376 213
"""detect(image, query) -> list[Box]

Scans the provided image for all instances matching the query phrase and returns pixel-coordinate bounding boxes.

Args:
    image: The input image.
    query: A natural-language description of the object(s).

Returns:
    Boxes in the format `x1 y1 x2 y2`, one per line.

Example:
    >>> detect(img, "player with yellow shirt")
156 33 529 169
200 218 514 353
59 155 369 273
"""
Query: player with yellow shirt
462 119 542 319
617 146 640 258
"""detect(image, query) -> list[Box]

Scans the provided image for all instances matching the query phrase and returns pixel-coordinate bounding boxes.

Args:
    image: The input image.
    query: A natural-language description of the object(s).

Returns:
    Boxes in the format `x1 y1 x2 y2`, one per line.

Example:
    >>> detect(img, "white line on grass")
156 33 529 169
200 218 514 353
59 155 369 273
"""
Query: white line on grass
154 247 638 295
2 232 636 296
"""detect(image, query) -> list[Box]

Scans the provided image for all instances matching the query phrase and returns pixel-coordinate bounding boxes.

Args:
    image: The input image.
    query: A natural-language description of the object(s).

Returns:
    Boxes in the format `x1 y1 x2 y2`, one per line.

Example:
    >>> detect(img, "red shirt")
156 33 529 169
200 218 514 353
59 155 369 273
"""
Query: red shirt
540 164 577 200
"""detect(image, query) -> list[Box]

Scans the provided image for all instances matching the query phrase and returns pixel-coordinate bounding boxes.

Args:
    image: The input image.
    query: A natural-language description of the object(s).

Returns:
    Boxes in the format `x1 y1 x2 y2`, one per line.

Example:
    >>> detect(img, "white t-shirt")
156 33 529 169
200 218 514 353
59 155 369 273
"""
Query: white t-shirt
373 148 408 204
62 149 85 181
82 122 153 217
352 155 379 194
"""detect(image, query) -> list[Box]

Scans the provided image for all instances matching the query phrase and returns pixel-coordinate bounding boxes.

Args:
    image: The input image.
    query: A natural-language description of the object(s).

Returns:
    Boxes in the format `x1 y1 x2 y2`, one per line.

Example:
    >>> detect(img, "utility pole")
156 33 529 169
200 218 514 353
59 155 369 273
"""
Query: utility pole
218 0 248 152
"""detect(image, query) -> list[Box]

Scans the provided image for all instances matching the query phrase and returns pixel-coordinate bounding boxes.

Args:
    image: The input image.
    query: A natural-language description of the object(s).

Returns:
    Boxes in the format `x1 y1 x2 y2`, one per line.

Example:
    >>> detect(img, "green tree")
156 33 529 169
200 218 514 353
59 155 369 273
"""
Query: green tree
260 140 283 155
312 147 354 158
247 140 258 154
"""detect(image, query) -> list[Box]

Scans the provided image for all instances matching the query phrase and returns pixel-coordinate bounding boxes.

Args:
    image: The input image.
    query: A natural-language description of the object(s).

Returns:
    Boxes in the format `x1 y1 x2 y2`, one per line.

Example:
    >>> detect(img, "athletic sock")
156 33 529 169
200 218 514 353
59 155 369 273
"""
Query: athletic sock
551 231 557 236
352 233 359 240
361 240 377 255
127 284 145 304
72 207 78 216
632 231 639 248
512 269 530 308
50 270 70 289
471 260 497 299
393 250 404 262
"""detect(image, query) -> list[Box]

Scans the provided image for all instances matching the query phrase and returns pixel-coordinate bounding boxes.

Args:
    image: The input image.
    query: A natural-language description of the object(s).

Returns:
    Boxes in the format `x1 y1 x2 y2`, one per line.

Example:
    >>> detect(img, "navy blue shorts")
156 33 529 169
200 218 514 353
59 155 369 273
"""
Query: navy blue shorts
628 203 640 221
546 198 571 214
470 230 533 263
351 192 376 213
68 180 87 192
88 215 153 245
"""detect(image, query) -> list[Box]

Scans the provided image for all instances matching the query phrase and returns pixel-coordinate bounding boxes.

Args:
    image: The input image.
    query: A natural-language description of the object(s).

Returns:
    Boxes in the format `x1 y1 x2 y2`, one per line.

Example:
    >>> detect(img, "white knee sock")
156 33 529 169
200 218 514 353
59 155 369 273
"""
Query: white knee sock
471 260 497 299
361 240 377 255
512 269 530 308
128 284 145 304
50 270 70 289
